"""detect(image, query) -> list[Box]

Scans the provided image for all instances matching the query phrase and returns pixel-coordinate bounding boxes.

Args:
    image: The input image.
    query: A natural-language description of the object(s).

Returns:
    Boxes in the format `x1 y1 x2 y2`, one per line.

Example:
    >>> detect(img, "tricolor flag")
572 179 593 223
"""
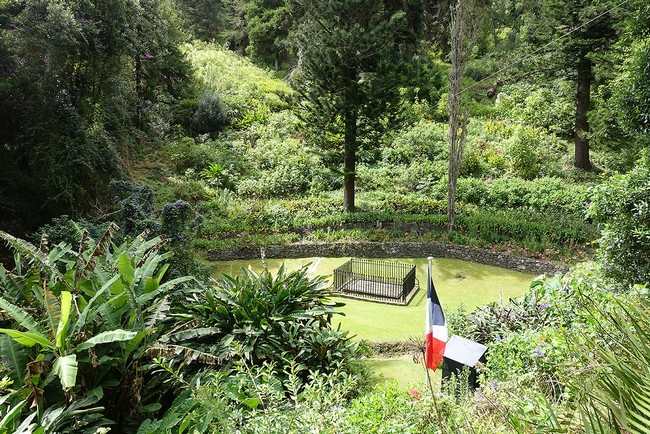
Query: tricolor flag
425 259 447 370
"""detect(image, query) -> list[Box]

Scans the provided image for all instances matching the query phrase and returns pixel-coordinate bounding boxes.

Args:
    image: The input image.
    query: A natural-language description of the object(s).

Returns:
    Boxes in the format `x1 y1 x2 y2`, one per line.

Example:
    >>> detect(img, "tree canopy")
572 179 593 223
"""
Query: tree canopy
294 0 416 212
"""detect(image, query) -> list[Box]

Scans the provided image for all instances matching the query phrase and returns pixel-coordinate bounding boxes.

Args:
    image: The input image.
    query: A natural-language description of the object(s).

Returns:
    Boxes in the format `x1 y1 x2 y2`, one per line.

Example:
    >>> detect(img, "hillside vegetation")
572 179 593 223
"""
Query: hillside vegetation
1 0 649 432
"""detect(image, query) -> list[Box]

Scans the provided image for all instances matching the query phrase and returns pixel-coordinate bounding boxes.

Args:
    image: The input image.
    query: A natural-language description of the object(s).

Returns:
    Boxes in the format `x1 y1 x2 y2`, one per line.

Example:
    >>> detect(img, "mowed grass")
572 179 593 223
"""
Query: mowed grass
364 357 441 389
209 257 536 342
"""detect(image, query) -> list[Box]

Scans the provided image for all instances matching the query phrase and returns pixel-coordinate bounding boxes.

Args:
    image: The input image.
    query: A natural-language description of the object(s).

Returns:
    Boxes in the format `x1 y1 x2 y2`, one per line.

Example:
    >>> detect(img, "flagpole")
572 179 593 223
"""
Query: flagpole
424 256 446 432
425 256 433 390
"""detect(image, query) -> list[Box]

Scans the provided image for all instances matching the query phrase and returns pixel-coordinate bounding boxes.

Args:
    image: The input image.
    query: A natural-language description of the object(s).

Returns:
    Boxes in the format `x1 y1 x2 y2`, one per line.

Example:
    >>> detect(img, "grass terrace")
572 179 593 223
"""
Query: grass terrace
210 257 535 341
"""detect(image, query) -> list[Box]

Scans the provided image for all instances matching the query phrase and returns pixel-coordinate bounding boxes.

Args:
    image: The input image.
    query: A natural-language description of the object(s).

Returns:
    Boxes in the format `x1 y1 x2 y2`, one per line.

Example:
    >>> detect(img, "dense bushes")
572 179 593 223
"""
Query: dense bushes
382 120 448 164
495 81 575 137
192 91 229 134
0 0 194 233
0 229 196 432
194 187 594 260
587 151 650 287
0 230 364 433
470 267 650 432
455 177 589 216
185 41 293 127
169 265 361 380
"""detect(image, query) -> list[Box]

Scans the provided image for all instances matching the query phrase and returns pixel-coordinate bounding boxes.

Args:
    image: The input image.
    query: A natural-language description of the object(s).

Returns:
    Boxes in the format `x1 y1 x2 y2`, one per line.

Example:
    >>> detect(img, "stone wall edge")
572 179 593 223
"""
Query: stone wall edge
207 242 569 275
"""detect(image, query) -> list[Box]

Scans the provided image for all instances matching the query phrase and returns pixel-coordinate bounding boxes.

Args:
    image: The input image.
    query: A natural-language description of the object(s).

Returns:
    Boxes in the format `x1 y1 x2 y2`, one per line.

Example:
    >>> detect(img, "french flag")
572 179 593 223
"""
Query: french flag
425 259 447 370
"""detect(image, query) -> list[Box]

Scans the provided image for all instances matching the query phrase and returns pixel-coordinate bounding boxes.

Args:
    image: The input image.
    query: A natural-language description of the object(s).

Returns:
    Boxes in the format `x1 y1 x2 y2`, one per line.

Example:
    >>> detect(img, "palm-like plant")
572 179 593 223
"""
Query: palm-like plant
165 264 354 380
0 228 193 431
574 293 650 434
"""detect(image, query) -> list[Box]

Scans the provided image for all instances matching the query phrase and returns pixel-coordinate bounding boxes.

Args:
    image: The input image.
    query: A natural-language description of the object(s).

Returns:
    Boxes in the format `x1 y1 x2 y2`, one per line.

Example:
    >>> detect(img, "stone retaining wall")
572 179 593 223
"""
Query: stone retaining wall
207 241 569 275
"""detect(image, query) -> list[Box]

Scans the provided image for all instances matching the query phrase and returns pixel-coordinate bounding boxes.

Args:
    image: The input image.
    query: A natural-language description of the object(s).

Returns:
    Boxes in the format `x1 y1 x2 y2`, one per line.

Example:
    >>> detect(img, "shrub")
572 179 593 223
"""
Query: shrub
485 177 589 216
460 147 486 177
484 328 570 400
480 273 650 432
309 166 344 192
355 164 400 192
199 163 235 189
569 292 650 431
112 180 157 236
185 41 294 126
138 364 366 434
168 136 210 173
378 193 447 215
342 382 435 433
192 91 229 134
587 150 650 287
495 81 574 137
34 215 111 246
395 160 448 193
160 199 202 277
505 125 550 179
279 196 343 221
235 114 318 198
382 120 448 164
168 265 361 381
237 164 312 198
454 178 487 205
456 210 596 248
467 272 618 403
167 134 245 176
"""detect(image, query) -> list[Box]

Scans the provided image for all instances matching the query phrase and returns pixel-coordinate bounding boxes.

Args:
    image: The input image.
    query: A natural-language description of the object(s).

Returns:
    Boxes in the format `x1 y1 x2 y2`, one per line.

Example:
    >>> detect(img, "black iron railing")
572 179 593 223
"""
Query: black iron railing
333 258 417 305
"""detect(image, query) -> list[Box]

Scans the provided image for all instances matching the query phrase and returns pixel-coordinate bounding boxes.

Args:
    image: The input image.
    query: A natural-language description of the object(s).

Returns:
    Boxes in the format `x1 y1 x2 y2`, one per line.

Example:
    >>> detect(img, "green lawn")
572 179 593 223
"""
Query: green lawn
210 257 535 341
364 357 441 389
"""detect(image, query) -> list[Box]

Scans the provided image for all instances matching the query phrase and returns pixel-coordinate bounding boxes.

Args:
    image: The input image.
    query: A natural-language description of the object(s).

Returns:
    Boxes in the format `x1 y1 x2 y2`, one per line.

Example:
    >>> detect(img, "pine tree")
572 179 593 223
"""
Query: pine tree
524 0 619 170
294 0 411 212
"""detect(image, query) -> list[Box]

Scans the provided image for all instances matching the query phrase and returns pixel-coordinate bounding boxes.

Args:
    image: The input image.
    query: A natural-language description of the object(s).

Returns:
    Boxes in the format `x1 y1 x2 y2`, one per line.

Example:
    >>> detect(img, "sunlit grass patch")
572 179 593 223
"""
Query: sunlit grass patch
209 257 534 341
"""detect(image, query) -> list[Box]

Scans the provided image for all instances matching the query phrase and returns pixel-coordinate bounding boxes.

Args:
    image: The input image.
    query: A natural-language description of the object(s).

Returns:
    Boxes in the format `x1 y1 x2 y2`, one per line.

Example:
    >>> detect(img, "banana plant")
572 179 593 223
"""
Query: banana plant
0 284 137 388
0 228 192 429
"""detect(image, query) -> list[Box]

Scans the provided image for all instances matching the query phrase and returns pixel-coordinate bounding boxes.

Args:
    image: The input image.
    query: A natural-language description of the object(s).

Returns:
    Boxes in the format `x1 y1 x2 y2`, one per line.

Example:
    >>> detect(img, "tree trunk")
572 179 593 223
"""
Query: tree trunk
447 0 478 232
135 55 143 130
343 107 357 212
574 55 592 170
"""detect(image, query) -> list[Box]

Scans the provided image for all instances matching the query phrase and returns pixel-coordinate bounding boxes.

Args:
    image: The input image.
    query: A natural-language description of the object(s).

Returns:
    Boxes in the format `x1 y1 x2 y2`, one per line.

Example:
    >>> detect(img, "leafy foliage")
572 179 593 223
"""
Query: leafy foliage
612 38 650 141
587 151 650 287
495 81 575 138
185 41 294 127
572 292 650 433
192 91 229 134
138 363 365 434
0 228 194 431
0 0 192 231
168 264 360 381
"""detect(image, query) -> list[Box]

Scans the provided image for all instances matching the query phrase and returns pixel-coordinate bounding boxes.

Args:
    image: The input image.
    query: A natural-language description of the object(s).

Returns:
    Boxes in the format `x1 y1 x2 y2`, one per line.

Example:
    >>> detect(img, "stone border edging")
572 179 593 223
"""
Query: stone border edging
207 241 569 275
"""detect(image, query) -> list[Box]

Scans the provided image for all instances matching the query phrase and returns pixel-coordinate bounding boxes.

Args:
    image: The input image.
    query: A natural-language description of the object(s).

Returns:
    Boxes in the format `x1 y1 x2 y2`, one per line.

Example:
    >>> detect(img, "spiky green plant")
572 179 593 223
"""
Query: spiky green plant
166 264 360 381
509 287 650 434
574 292 650 434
